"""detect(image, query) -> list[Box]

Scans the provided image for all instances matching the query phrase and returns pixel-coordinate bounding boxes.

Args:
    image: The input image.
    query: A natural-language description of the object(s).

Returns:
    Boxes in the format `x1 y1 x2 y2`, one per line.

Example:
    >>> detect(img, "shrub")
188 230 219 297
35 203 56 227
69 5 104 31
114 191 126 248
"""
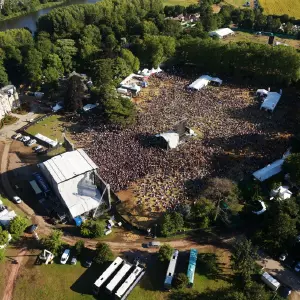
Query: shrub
80 220 105 238
94 242 114 265
158 244 174 262
74 240 85 256
8 216 28 237
174 273 189 289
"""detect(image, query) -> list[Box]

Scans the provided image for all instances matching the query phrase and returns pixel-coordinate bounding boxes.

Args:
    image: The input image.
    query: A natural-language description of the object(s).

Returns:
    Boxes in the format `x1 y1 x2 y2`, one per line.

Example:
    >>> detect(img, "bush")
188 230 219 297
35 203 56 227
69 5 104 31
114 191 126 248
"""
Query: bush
160 212 184 237
74 240 84 256
0 249 5 262
41 230 63 255
94 242 114 265
8 216 28 237
158 244 174 262
174 273 189 289
80 220 105 238
0 227 9 246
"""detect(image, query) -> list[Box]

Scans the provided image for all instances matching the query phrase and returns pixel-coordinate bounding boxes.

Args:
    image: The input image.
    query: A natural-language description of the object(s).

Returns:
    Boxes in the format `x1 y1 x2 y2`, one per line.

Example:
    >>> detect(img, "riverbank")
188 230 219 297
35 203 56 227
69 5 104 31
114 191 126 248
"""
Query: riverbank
0 1 64 23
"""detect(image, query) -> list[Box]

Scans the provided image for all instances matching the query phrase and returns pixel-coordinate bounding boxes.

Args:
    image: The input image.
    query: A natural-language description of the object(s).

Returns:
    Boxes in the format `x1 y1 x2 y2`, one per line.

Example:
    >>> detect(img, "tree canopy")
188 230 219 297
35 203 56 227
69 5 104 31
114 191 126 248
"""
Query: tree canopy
8 216 28 237
94 242 114 265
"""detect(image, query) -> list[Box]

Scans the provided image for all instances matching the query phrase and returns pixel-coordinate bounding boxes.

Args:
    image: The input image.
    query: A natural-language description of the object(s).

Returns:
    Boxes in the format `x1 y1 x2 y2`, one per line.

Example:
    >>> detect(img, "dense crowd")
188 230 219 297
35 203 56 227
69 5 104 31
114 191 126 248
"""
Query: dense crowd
74 73 293 212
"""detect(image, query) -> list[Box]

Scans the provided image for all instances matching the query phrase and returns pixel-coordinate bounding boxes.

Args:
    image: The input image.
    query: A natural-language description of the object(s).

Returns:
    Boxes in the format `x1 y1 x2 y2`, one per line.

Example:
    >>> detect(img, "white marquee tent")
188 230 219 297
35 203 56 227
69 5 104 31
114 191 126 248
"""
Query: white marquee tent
156 132 180 149
260 92 282 112
188 75 222 91
209 28 234 39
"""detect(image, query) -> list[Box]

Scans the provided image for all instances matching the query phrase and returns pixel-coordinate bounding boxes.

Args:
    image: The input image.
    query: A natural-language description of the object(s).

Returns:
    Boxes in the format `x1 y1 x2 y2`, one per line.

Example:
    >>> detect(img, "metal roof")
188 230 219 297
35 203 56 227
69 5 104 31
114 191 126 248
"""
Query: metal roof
187 249 198 284
42 149 98 184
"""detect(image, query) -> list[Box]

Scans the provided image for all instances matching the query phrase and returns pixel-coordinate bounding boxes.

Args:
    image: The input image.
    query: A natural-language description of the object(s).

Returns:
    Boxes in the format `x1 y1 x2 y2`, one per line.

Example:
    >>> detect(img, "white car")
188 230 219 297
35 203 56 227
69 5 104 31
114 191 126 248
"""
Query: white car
60 249 70 264
33 145 42 152
13 196 22 204
295 262 300 272
22 136 30 143
26 139 37 146
279 253 287 261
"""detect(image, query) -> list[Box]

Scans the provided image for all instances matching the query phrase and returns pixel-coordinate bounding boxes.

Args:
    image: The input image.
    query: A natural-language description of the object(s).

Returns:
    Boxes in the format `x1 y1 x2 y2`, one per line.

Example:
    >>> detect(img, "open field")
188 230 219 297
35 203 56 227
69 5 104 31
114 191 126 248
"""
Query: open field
162 0 197 6
223 30 300 49
223 0 247 7
259 0 300 19
12 244 231 300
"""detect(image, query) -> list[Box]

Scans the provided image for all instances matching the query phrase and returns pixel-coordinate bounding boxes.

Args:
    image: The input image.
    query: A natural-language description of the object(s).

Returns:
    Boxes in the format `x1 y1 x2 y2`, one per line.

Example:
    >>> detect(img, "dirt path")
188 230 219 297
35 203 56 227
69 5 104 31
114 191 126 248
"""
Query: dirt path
2 248 27 300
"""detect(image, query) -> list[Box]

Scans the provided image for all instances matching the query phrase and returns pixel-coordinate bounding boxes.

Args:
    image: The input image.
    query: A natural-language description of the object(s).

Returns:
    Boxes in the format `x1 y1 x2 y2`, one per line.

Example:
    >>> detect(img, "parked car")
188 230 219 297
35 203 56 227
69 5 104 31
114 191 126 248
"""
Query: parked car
12 133 21 140
21 136 30 143
279 253 287 261
33 145 42 152
147 241 161 248
26 224 38 233
37 149 47 155
83 260 92 268
294 262 300 272
71 257 77 265
279 286 292 298
13 196 22 204
26 139 37 146
60 249 70 264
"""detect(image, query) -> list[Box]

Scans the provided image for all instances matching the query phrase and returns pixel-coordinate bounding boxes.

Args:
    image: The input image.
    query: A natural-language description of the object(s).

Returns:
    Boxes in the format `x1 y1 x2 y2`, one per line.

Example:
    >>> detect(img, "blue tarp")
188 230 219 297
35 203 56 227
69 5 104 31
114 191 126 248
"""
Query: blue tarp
74 216 82 227
33 172 50 194
187 249 198 285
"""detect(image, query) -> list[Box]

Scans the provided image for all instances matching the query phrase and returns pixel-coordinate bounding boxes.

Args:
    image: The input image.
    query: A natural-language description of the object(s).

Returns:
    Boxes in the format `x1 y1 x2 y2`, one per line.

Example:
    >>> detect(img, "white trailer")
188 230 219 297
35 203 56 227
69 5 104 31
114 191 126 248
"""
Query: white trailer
106 262 132 294
261 272 280 291
164 250 179 290
93 257 123 295
115 266 143 299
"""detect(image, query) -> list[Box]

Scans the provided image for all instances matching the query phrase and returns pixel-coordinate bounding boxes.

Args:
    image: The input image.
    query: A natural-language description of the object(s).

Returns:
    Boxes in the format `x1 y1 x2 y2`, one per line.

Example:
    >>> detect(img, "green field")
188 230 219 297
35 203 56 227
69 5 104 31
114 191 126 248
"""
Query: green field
259 0 300 19
223 0 247 7
162 0 197 6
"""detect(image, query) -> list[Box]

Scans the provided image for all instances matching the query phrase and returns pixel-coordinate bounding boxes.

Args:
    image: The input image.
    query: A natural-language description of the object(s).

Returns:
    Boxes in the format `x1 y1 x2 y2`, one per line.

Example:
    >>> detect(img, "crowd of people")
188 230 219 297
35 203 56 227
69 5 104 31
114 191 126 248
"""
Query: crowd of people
73 72 294 214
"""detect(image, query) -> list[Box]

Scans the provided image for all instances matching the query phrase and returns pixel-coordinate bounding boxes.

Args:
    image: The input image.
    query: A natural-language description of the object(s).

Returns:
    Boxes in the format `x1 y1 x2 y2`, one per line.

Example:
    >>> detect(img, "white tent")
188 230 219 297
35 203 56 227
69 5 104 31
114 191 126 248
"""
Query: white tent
253 158 284 182
260 92 281 112
209 28 234 39
256 89 269 96
52 103 63 112
188 75 222 91
270 186 292 200
253 200 267 215
0 210 17 228
82 104 98 112
35 133 58 147
156 132 180 149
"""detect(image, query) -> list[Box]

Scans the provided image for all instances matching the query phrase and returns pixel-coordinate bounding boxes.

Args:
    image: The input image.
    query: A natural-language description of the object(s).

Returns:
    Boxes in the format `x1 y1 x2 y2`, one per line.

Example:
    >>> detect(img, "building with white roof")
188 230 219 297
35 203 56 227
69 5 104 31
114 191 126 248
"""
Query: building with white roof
209 28 234 39
38 149 110 219
270 186 292 200
0 85 19 119
188 75 222 91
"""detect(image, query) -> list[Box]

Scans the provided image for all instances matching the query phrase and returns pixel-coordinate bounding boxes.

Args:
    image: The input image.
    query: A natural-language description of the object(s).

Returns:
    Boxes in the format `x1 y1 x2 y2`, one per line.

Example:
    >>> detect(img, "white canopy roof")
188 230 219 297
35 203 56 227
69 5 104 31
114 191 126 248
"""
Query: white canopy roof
260 92 281 112
209 28 234 38
270 186 292 200
188 75 222 91
0 210 17 227
253 158 284 181
52 103 63 112
256 89 269 95
156 132 180 149
253 200 267 215
82 104 98 112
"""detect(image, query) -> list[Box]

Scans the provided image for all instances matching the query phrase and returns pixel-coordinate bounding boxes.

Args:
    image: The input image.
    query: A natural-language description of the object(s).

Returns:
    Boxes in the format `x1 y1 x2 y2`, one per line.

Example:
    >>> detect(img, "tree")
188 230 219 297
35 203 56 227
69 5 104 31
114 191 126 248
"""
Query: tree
0 62 8 87
0 227 9 246
42 230 63 255
191 197 215 228
8 216 28 237
160 212 184 236
24 48 43 85
0 249 5 262
80 220 105 238
174 273 189 289
104 96 136 127
202 178 239 221
55 39 77 73
43 54 64 84
64 75 84 112
231 238 258 283
121 49 140 73
158 244 174 262
94 242 114 265
283 153 300 186
74 240 85 256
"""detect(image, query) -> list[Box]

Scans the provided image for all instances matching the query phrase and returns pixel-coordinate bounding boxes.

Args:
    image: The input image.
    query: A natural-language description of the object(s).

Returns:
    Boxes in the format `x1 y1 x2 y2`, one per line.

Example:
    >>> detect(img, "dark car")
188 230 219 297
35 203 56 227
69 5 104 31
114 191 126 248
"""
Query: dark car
37 149 48 155
278 286 292 298
83 260 92 268
26 224 38 233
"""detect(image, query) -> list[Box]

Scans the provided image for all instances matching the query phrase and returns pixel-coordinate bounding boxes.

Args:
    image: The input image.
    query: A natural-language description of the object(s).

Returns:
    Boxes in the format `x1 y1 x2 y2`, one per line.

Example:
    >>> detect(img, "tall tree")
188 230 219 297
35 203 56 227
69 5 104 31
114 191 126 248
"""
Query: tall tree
8 216 28 237
64 75 84 112
41 230 63 255
94 243 114 265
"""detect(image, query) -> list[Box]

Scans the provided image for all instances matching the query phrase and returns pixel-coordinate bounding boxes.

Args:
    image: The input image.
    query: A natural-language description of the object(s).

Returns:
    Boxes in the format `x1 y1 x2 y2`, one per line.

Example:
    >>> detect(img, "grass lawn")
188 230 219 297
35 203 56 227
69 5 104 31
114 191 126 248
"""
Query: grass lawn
223 30 300 49
25 114 73 143
259 0 300 19
1 195 27 218
162 0 197 6
223 0 246 7
13 257 98 300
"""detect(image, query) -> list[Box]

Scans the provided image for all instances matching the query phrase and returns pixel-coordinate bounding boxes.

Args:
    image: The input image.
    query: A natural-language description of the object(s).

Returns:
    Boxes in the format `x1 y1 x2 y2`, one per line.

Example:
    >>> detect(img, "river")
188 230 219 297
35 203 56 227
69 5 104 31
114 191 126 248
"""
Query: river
0 0 100 32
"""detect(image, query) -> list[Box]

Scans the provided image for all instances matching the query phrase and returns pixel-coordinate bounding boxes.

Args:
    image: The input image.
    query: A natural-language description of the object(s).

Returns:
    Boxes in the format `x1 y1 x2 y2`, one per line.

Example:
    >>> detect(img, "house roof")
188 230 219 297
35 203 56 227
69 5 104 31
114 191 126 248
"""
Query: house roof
209 28 234 37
